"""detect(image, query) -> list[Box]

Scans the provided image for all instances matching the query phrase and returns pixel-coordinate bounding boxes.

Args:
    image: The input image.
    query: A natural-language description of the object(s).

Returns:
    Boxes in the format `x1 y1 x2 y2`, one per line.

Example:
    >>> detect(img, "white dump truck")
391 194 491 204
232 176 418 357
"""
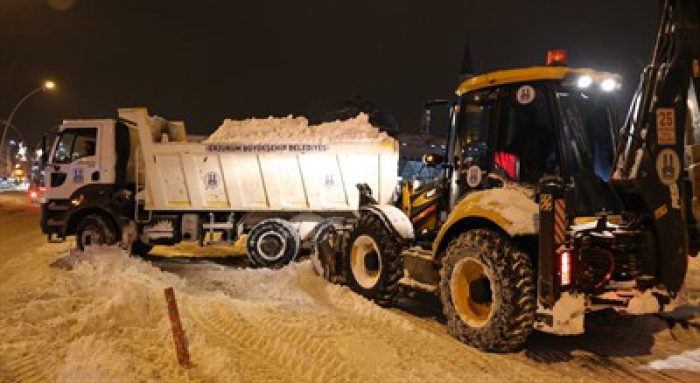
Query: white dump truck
39 107 398 267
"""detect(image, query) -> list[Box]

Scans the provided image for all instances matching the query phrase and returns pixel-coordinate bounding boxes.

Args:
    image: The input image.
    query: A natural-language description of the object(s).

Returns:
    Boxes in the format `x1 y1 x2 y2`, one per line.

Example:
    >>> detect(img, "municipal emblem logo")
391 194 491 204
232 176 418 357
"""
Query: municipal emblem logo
204 171 220 190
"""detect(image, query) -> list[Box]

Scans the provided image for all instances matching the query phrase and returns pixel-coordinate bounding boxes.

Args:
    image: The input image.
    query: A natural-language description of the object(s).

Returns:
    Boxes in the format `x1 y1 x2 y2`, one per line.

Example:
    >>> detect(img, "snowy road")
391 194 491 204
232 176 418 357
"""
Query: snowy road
1 190 700 382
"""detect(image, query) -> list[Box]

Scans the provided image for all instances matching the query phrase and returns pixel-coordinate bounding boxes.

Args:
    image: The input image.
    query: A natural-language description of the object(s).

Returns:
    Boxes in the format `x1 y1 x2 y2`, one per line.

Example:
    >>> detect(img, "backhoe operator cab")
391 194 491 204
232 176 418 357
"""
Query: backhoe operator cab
315 52 687 353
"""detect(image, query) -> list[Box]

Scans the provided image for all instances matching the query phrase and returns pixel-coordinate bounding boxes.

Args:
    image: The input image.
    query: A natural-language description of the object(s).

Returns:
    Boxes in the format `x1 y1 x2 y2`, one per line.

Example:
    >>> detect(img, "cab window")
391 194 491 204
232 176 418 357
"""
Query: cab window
493 83 559 183
460 91 493 167
52 128 97 164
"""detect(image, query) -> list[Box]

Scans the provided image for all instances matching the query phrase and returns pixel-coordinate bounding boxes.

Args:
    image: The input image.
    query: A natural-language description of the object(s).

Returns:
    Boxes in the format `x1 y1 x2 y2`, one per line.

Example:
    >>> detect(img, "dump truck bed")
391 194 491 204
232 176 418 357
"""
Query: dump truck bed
118 108 399 212
141 141 398 211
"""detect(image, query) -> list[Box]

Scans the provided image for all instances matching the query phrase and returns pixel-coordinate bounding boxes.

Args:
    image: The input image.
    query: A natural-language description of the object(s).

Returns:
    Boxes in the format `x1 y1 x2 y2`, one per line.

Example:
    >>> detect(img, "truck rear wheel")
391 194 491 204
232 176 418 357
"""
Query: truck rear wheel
247 219 300 268
345 213 403 306
310 219 344 283
440 229 535 352
76 214 117 251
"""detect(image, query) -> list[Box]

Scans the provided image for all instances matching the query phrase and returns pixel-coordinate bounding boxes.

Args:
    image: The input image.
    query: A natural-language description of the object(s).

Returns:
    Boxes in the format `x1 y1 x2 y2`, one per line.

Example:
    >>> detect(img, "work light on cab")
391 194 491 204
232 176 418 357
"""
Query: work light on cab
601 78 618 92
577 75 593 89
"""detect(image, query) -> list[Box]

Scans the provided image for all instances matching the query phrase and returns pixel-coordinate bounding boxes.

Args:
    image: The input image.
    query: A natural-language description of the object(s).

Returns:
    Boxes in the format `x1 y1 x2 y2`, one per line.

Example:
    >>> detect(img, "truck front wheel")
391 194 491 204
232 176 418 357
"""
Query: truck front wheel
440 229 535 352
76 214 117 251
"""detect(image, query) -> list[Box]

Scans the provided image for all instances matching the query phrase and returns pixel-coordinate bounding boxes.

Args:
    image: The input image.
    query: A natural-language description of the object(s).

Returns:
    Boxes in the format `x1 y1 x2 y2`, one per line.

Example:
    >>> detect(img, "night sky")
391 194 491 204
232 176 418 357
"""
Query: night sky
0 0 659 146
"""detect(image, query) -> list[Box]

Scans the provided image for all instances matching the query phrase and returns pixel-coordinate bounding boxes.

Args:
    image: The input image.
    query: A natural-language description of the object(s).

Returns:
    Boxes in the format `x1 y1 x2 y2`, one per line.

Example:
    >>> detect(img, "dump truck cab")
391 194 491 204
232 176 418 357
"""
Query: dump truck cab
39 118 135 243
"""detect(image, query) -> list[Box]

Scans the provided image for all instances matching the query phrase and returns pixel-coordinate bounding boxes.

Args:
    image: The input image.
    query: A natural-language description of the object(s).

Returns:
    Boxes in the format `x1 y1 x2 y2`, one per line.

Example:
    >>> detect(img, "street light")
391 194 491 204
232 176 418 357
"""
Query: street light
0 80 56 175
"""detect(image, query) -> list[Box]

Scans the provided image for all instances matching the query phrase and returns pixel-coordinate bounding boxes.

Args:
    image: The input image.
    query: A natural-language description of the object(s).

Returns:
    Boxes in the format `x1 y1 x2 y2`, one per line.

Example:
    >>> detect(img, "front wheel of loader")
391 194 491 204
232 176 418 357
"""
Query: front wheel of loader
440 229 535 352
345 213 404 306
247 219 300 269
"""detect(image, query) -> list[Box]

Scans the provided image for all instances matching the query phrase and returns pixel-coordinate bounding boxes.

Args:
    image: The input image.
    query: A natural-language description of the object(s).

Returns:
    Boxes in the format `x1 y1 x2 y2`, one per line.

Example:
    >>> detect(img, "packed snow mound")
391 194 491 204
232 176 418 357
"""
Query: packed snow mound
204 113 393 145
468 185 539 235
647 347 700 372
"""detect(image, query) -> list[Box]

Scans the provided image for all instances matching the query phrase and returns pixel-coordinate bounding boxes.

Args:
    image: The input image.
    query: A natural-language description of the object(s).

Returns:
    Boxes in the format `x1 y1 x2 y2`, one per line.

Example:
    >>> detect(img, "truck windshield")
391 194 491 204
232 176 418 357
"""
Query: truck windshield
556 88 621 215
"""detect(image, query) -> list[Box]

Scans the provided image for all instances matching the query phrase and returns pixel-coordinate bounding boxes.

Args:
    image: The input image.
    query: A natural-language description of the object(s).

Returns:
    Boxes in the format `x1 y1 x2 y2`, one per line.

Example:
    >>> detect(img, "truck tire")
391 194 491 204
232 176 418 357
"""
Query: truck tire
440 229 535 352
76 214 117 251
345 213 404 306
247 219 300 268
130 239 154 257
310 218 345 283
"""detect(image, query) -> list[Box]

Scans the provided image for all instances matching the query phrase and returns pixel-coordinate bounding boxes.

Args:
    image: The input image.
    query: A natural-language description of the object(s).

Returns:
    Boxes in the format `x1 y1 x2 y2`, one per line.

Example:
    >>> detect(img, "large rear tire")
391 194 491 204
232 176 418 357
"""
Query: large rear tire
76 214 117 251
345 213 404 306
247 219 300 269
440 229 535 352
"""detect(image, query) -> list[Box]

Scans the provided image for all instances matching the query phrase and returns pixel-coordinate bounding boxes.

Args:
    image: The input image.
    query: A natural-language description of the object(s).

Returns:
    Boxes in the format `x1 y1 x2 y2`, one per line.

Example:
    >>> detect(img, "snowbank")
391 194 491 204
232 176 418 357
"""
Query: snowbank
5 246 236 382
204 113 393 145
647 347 700 372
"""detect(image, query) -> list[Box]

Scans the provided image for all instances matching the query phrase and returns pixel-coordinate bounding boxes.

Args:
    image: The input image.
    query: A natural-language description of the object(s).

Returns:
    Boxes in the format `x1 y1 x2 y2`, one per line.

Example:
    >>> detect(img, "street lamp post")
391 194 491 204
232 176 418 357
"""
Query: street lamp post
0 80 56 176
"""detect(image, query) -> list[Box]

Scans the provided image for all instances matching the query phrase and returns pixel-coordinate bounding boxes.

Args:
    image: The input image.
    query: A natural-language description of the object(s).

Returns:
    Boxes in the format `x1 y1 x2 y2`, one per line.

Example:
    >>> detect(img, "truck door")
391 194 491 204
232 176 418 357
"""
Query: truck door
45 127 100 200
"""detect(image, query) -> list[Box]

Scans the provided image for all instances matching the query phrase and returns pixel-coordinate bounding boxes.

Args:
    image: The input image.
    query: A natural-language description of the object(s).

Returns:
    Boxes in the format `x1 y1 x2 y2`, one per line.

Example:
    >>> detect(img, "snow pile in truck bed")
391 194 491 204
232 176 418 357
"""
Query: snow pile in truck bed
204 113 393 145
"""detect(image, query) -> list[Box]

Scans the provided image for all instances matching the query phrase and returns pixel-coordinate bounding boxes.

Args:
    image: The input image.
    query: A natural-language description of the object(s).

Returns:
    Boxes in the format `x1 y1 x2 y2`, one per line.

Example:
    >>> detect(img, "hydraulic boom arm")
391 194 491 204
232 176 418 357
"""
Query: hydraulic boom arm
611 0 700 293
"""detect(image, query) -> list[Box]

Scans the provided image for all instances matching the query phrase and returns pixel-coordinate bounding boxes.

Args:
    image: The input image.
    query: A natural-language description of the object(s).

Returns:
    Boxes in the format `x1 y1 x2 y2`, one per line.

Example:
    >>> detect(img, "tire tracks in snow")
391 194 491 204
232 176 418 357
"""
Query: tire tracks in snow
186 298 360 382
0 343 54 383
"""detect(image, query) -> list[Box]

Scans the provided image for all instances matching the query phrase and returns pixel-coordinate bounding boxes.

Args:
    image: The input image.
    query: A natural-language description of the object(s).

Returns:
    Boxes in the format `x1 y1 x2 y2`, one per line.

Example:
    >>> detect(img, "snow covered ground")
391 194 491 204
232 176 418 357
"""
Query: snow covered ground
1 190 700 382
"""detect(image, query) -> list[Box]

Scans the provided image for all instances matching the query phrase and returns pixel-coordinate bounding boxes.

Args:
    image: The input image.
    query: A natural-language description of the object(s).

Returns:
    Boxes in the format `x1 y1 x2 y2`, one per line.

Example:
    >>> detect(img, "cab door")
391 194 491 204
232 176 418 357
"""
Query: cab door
45 127 100 200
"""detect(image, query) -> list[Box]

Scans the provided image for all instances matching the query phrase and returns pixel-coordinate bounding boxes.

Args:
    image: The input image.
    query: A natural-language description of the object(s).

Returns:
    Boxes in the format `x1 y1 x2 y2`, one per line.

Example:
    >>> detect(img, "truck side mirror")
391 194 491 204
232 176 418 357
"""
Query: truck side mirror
422 99 451 135
39 136 48 167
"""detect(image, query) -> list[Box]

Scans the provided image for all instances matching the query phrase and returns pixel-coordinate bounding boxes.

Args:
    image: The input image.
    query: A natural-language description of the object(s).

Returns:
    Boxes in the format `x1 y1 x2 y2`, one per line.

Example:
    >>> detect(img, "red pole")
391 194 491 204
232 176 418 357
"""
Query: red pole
164 287 192 367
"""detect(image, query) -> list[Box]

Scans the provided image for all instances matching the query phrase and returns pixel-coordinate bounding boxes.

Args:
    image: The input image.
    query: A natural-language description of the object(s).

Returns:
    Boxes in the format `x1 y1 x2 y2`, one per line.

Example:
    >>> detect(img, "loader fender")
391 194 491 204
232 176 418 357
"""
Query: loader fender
360 204 414 241
433 188 539 259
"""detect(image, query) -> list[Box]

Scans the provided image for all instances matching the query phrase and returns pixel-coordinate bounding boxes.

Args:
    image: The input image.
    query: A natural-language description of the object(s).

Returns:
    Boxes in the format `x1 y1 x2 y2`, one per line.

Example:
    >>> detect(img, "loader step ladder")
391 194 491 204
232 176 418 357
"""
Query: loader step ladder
400 246 439 292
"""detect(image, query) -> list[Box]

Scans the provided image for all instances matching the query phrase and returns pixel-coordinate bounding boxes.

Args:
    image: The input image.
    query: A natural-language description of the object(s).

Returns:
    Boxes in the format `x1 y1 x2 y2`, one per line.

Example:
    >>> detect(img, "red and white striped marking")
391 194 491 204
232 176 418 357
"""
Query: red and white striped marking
554 199 566 245
164 287 192 368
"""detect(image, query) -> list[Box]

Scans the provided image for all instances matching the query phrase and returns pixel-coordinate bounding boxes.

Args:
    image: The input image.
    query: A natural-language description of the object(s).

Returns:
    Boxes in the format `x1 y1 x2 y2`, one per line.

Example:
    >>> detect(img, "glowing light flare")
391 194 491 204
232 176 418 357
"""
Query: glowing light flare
560 250 571 286
546 49 568 66
43 81 56 91
577 75 593 89
601 78 617 92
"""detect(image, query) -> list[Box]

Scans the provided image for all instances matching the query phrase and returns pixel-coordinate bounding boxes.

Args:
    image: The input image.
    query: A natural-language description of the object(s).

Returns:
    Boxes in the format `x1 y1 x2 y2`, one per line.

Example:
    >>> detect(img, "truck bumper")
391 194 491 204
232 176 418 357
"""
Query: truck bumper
40 200 72 239
40 203 49 234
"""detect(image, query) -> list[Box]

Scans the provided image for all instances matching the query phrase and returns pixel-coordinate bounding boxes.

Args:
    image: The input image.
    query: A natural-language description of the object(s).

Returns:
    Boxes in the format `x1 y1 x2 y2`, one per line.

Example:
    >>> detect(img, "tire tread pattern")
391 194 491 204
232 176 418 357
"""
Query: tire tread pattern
439 229 536 352
345 213 404 306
